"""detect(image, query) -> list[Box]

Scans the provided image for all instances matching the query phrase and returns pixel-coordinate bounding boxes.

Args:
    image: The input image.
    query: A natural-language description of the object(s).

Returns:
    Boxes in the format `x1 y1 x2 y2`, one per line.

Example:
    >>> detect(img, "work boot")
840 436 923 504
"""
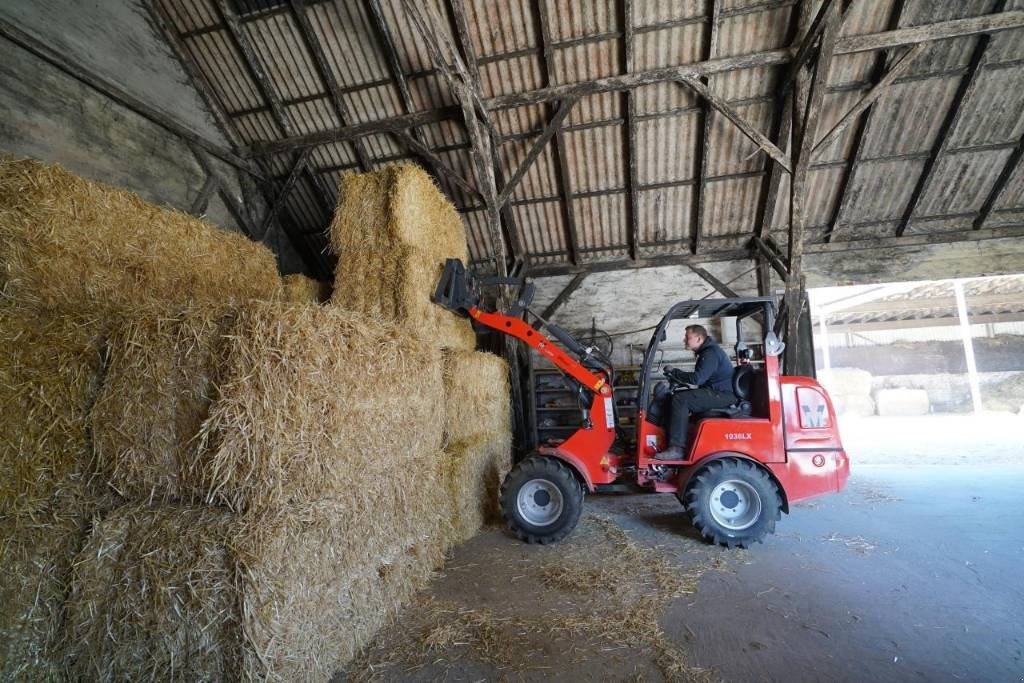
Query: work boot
655 446 685 461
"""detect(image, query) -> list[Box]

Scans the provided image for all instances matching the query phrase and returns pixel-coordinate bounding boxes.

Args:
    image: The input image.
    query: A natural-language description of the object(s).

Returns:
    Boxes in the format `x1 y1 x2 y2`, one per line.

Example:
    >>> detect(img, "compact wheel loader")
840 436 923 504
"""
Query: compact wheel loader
435 259 849 548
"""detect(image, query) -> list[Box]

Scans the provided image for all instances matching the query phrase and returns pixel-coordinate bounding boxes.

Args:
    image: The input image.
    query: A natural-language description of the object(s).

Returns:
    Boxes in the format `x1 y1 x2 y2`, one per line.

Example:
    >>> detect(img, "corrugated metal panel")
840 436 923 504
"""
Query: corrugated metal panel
716 5 792 57
828 53 875 86
408 74 456 111
861 77 961 157
186 30 263 111
435 148 477 208
633 0 703 27
497 139 559 200
157 0 218 32
839 0 897 37
340 83 405 123
804 166 845 227
635 113 700 184
916 148 1015 216
904 213 975 235
812 90 867 164
986 0 1024 61
377 0 450 74
419 120 467 147
841 158 925 223
310 141 357 171
493 104 548 137
234 111 282 144
568 92 622 126
360 133 403 159
545 0 617 40
705 101 773 176
703 176 760 236
478 55 545 98
285 98 339 135
633 82 700 116
244 13 321 100
900 0 992 77
512 200 567 255
462 209 493 262
711 65 779 100
948 65 1024 147
563 124 625 191
637 185 693 246
573 194 626 251
633 23 705 69
307 0 391 86
464 0 535 56
551 38 621 85
993 156 1024 209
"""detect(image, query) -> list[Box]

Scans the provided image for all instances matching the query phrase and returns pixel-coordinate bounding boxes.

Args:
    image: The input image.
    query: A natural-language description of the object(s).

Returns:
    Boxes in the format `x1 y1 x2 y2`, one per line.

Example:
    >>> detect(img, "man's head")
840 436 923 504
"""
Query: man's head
683 324 708 352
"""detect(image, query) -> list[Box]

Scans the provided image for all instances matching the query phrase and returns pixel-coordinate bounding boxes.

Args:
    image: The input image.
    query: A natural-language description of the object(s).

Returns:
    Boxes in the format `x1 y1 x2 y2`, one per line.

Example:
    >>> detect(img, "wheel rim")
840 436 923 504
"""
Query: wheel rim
516 479 564 527
709 479 762 531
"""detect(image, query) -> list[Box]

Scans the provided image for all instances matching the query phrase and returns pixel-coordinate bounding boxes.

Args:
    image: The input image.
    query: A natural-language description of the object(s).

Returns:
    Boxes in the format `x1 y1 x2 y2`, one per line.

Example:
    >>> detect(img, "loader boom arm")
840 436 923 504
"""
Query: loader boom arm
468 306 611 396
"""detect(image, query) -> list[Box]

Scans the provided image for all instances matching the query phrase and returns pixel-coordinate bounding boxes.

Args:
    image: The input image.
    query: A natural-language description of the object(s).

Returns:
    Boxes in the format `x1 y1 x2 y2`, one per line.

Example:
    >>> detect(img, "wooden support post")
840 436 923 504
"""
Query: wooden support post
688 264 740 298
540 272 589 322
189 175 220 216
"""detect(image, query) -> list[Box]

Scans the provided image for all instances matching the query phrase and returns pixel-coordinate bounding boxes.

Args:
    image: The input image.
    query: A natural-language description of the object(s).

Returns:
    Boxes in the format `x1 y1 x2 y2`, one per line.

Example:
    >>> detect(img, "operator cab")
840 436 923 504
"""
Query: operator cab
637 298 780 458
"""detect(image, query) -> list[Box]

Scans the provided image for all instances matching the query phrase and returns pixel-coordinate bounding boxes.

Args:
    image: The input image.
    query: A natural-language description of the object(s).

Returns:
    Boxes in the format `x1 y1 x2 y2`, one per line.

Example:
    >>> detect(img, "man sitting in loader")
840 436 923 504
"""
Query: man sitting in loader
655 324 736 460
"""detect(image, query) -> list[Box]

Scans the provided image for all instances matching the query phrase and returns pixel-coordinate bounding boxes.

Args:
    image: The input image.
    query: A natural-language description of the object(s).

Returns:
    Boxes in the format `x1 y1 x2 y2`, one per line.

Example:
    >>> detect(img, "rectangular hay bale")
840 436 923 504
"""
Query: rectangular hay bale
0 308 106 517
443 433 513 544
91 306 235 503
328 164 475 351
66 490 448 680
0 157 283 313
441 350 511 446
197 302 446 512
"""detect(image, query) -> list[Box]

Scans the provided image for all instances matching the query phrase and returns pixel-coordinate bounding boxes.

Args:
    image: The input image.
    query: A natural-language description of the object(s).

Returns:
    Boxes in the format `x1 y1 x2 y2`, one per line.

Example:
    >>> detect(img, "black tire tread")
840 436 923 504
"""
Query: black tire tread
499 455 584 544
680 457 782 548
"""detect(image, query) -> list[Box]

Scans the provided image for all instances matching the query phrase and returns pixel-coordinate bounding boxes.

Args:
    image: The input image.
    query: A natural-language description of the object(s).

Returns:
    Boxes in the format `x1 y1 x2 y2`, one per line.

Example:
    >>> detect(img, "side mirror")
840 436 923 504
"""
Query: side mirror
764 332 785 357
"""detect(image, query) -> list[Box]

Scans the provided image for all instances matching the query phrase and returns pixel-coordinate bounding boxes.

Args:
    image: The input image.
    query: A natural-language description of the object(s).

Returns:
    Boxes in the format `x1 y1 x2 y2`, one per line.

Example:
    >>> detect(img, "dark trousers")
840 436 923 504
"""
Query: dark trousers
668 388 737 447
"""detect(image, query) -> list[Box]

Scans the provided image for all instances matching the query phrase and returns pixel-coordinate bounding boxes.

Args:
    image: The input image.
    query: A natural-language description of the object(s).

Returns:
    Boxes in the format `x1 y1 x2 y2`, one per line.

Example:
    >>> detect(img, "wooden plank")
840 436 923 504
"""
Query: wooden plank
622 0 639 260
693 0 722 255
540 272 589 320
688 264 740 297
680 76 792 172
259 148 313 240
189 174 220 216
496 97 576 208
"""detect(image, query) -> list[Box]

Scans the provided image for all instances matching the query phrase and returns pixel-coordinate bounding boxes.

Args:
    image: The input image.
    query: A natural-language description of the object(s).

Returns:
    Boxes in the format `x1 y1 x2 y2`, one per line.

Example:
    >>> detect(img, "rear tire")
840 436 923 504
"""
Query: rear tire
680 458 781 548
500 455 584 544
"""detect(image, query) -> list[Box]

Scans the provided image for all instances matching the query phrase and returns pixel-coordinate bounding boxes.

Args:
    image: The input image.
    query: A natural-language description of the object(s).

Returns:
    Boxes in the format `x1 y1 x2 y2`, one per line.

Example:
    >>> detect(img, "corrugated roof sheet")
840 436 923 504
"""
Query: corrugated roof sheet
149 0 1024 278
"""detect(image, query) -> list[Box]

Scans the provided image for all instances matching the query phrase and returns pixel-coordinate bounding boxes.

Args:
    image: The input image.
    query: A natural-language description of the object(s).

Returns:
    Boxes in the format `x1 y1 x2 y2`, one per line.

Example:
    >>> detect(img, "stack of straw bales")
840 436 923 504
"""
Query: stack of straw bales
0 157 283 677
329 163 476 351
817 367 876 417
2 158 511 677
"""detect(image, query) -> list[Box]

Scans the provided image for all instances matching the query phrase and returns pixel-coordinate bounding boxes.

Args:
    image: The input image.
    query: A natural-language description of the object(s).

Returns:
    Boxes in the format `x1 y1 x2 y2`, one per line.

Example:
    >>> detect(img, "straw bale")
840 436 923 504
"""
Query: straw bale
0 308 106 517
68 490 448 680
197 302 445 512
0 157 282 313
0 487 119 680
443 433 513 544
875 388 930 416
91 306 235 503
281 273 330 304
817 367 873 398
329 164 475 351
442 350 511 445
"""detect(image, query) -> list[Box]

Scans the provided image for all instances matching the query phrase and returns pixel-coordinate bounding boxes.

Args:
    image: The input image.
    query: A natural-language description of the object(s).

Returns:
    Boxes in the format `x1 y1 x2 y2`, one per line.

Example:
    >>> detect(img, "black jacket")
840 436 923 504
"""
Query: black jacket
675 337 734 393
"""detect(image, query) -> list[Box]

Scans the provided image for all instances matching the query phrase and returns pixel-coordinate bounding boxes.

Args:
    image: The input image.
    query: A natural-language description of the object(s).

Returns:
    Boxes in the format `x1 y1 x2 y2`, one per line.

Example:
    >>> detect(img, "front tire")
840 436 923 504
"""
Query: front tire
681 458 782 548
500 455 584 544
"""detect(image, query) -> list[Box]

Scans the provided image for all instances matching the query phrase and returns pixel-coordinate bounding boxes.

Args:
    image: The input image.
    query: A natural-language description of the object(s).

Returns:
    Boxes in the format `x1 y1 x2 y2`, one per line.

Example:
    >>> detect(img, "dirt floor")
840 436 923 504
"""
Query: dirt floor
337 416 1023 682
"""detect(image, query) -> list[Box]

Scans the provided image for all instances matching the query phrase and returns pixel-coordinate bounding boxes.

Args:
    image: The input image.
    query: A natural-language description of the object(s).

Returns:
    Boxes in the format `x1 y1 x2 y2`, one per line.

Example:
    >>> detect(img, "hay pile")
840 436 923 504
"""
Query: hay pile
91 306 235 503
281 273 329 304
328 164 475 351
818 367 875 417
0 158 283 312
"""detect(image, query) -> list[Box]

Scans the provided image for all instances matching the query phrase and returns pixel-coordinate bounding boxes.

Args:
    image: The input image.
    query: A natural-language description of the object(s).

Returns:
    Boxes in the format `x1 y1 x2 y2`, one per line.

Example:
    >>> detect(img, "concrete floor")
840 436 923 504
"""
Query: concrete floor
344 419 1024 682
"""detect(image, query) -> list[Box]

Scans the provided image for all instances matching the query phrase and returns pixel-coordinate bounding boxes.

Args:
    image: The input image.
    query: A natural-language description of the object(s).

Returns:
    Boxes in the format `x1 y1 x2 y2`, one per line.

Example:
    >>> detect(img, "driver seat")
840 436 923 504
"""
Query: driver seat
695 365 754 418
